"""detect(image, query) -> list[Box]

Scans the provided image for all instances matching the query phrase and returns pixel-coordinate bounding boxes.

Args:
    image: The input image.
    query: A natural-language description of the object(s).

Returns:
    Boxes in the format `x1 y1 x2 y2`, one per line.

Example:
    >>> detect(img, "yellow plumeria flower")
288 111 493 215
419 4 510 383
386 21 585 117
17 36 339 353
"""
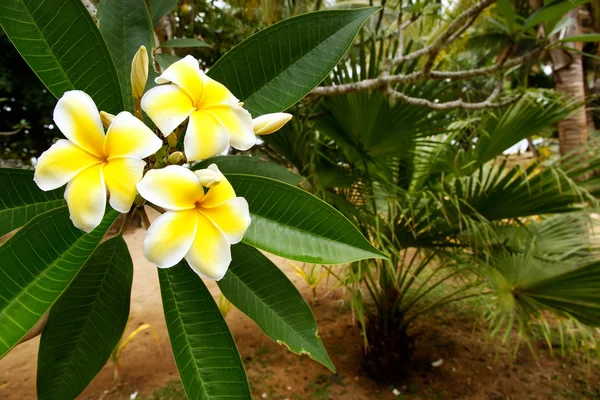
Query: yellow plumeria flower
137 164 251 280
141 55 255 161
34 90 163 232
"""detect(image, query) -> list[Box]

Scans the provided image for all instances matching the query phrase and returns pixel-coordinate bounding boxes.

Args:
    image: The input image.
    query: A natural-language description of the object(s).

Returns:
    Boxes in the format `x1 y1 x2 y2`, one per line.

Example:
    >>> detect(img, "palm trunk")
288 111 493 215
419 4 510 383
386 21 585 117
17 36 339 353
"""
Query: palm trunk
551 9 588 156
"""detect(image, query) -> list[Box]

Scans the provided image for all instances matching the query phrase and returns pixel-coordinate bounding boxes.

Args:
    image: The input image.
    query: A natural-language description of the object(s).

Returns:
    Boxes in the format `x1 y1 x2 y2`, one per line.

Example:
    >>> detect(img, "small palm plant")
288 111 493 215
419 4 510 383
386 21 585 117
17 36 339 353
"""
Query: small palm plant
262 26 600 379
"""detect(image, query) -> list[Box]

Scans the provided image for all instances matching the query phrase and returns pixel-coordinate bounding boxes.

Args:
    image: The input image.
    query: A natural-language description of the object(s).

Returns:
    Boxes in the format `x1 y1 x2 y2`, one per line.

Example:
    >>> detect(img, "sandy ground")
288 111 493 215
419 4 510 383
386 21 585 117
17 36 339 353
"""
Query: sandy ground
1 228 598 400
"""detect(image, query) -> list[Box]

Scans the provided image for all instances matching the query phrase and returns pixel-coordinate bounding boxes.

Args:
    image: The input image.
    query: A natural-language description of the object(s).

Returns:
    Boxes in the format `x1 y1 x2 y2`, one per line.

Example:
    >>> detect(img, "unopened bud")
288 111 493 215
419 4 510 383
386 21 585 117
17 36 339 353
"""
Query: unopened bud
100 111 115 129
194 168 221 188
167 151 185 165
167 133 178 148
131 45 149 100
252 113 292 135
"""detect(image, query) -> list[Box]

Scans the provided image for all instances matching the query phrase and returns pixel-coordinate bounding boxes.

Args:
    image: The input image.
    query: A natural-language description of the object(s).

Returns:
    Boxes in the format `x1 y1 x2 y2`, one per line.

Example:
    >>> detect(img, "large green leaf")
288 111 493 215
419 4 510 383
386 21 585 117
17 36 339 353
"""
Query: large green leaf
192 156 302 185
218 243 334 371
37 235 133 400
150 0 177 26
159 262 251 400
159 38 211 48
98 0 156 112
0 169 65 237
207 7 379 117
0 207 118 358
226 173 387 263
0 0 123 113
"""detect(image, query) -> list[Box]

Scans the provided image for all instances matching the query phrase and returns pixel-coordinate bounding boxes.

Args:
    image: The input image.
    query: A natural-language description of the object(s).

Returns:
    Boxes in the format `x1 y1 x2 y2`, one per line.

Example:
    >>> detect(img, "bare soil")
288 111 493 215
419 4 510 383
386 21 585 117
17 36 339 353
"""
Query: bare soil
1 228 598 400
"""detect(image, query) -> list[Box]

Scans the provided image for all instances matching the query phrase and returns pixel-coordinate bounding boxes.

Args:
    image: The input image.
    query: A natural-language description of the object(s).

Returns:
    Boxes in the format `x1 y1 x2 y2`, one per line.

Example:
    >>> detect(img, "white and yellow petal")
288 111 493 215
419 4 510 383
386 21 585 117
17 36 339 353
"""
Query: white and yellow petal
136 165 203 211
64 164 106 233
185 212 231 280
103 157 146 213
183 110 230 161
53 90 105 158
104 112 162 159
141 84 194 137
200 197 250 244
204 104 255 150
155 55 205 105
34 139 102 191
199 164 236 208
199 73 239 106
144 209 197 268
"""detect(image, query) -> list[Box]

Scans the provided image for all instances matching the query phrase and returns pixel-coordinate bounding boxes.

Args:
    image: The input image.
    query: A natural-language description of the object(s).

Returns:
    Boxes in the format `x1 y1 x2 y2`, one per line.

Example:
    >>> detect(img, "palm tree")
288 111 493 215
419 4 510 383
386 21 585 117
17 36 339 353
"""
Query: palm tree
550 9 589 155
261 24 600 379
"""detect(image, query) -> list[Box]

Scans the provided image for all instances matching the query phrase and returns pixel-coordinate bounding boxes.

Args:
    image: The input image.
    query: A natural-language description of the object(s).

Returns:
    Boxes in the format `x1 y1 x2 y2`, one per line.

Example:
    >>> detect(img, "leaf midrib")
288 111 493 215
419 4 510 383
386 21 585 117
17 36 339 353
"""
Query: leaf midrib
222 267 324 357
227 173 384 257
0 208 115 357
209 9 374 107
0 199 65 213
162 270 211 400
8 0 75 93
48 239 123 398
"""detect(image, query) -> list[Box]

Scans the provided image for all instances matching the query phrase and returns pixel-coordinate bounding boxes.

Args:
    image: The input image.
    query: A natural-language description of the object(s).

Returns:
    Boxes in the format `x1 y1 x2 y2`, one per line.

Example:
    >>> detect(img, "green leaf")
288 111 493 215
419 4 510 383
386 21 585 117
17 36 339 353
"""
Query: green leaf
490 255 600 326
150 0 177 26
218 243 335 371
0 0 124 114
522 0 589 30
497 0 516 31
557 33 600 42
0 169 65 237
525 261 600 326
0 207 118 358
159 38 211 48
37 236 133 400
226 173 387 263
192 156 302 186
156 53 181 72
98 0 156 112
158 262 251 400
207 7 380 117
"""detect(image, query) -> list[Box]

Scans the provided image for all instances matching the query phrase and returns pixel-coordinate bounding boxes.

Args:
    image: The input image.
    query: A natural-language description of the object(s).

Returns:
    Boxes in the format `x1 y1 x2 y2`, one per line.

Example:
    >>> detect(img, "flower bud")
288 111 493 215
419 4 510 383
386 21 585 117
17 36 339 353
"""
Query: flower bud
194 168 221 188
131 45 149 100
167 151 185 165
167 132 178 148
252 113 292 135
100 111 115 129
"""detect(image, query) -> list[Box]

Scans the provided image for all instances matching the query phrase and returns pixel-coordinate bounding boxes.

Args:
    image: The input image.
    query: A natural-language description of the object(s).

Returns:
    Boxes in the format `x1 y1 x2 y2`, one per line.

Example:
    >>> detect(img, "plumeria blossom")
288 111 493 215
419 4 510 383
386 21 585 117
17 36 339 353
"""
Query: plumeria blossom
34 90 162 232
141 55 255 161
137 164 251 280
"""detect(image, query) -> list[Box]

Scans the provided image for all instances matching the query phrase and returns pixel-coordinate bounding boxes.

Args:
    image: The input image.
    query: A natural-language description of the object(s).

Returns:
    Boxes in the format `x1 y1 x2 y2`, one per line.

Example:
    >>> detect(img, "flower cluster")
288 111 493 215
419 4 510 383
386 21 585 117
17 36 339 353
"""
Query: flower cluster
33 49 291 279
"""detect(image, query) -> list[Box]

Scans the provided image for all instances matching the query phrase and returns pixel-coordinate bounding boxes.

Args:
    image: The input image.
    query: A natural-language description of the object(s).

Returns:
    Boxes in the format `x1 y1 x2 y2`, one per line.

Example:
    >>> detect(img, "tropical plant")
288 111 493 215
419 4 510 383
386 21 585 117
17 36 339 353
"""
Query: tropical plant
291 262 329 305
111 323 161 383
218 293 234 317
255 0 600 380
0 2 386 399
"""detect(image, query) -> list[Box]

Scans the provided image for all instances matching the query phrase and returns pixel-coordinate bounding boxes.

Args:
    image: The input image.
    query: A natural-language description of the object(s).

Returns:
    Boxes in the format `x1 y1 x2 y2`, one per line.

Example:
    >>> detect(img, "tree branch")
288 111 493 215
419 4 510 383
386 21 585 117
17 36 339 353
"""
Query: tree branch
309 49 541 97
385 80 521 110
394 0 497 65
